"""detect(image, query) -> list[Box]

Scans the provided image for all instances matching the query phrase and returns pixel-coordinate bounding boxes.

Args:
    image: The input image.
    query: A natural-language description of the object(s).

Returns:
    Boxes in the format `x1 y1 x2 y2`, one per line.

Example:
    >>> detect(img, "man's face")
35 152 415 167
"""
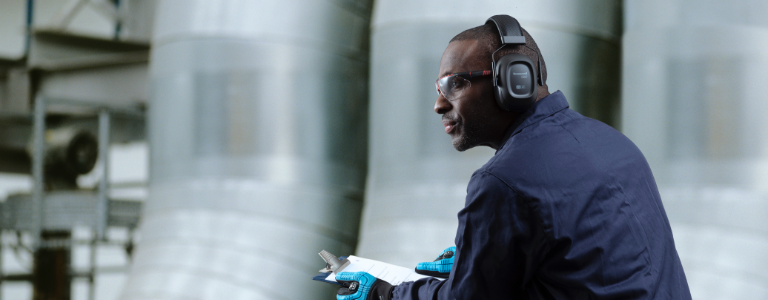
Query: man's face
435 40 503 151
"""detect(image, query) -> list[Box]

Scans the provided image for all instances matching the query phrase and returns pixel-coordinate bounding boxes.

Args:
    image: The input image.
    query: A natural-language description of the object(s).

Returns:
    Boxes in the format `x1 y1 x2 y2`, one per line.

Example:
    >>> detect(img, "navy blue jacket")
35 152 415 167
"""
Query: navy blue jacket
393 91 691 299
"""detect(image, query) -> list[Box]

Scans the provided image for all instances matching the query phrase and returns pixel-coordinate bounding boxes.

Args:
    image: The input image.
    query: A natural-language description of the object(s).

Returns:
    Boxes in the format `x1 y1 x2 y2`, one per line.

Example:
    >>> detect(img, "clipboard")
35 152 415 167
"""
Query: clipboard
312 251 441 286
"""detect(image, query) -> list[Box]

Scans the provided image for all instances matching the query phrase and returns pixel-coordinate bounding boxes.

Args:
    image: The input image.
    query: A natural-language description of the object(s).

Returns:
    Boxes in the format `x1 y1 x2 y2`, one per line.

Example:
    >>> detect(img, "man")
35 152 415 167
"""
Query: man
336 16 691 300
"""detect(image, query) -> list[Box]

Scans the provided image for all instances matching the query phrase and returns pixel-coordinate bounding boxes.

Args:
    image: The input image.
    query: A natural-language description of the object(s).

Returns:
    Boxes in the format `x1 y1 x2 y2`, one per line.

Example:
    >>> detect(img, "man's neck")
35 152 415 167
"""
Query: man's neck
536 86 550 102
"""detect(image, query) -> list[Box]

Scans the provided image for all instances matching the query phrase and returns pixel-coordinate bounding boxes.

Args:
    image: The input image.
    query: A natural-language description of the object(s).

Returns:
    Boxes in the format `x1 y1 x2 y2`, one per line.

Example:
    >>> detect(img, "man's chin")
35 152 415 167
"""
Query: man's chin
451 135 475 152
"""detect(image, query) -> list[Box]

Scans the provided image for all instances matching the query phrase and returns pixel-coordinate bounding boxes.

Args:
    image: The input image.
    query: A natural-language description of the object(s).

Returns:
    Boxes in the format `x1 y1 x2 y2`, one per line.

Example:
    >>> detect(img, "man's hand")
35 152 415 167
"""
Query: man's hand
336 272 395 300
414 246 455 279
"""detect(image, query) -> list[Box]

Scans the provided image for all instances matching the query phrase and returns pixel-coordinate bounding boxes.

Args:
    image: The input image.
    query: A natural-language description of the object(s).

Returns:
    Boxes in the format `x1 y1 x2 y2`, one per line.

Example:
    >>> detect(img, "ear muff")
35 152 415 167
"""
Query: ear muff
493 54 537 112
486 15 540 112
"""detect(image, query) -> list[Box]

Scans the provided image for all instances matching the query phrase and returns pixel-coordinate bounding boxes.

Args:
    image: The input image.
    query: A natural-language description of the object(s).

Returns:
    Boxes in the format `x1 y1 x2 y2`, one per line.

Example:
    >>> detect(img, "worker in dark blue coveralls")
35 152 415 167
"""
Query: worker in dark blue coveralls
335 17 692 300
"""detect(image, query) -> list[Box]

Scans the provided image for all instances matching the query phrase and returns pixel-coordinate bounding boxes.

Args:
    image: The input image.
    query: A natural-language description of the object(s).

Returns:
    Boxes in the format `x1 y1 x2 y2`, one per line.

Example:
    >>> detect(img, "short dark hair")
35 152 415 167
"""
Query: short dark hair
450 23 547 85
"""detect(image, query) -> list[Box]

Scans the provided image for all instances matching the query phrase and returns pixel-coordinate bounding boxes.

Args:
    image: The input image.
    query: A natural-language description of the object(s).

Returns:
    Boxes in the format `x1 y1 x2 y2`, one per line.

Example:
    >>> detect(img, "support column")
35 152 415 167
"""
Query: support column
32 230 71 300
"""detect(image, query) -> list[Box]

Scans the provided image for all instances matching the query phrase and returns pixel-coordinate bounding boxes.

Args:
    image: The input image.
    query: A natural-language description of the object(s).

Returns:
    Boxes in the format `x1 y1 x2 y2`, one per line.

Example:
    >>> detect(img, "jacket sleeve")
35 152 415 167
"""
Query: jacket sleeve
392 171 550 300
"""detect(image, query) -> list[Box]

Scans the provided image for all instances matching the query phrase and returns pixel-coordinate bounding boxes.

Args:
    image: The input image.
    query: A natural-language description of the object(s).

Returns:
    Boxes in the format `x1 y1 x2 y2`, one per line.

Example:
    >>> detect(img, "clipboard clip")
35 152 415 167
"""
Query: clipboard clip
318 250 351 273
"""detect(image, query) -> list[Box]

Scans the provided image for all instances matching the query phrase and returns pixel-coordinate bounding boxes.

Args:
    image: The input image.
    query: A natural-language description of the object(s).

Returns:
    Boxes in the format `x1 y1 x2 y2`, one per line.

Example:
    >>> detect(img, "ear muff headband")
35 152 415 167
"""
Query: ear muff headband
487 14 526 45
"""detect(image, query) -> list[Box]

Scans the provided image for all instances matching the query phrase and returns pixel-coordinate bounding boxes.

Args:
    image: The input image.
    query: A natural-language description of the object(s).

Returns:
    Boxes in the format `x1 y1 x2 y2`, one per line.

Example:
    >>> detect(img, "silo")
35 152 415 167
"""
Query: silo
121 0 372 299
622 0 768 298
358 0 622 267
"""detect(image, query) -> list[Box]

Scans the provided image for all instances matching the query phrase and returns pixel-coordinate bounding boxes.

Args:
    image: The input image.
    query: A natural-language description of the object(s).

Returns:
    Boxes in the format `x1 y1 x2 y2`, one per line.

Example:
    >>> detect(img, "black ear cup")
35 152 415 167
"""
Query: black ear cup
486 15 540 112
494 54 538 111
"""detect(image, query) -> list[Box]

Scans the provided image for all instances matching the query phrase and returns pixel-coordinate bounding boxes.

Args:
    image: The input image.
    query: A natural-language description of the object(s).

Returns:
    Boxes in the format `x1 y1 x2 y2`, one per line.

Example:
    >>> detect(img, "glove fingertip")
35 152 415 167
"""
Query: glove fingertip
335 271 356 281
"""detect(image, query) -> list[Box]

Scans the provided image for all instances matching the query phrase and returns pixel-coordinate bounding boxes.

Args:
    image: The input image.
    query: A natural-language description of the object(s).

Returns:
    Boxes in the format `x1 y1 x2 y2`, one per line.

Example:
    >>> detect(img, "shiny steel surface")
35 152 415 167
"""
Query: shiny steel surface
121 0 372 299
623 1 768 298
358 0 622 268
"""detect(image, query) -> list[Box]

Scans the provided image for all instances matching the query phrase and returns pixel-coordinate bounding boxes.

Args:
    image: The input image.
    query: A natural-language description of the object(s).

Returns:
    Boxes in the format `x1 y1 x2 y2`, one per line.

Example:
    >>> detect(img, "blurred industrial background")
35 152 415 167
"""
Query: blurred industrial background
0 0 765 299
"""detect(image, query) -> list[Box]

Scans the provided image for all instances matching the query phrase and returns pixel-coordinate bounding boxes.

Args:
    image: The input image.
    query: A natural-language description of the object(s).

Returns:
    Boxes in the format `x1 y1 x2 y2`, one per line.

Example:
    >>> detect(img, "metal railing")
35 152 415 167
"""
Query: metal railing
0 95 144 300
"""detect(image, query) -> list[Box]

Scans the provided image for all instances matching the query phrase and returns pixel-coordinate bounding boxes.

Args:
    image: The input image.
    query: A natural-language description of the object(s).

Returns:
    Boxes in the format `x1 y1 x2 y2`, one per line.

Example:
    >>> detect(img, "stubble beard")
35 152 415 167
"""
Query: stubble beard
452 118 488 152
448 86 496 152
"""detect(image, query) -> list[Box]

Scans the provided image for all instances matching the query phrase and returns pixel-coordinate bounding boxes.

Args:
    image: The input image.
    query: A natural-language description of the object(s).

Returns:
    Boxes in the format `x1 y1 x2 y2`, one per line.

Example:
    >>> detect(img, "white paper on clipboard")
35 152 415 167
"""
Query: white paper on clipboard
324 255 444 285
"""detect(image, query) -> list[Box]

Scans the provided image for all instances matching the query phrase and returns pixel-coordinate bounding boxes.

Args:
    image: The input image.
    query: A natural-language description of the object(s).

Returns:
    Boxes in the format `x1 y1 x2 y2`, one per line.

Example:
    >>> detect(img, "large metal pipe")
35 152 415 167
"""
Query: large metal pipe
622 1 768 298
121 0 372 299
358 0 622 267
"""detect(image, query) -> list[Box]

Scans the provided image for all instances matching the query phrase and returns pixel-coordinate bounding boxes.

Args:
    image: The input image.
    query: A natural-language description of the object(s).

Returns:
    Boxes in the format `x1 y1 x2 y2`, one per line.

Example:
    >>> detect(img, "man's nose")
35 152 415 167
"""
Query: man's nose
434 94 452 114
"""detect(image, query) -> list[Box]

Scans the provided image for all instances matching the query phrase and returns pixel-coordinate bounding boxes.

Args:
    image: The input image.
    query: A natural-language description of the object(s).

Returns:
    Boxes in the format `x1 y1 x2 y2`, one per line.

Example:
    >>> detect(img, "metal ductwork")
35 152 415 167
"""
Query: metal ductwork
358 0 622 267
622 0 768 298
121 0 372 299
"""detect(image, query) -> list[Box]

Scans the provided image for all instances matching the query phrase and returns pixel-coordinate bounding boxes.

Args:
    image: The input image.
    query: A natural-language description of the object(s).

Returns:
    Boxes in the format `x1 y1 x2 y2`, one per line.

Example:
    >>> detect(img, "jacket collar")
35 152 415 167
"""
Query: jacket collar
497 90 570 152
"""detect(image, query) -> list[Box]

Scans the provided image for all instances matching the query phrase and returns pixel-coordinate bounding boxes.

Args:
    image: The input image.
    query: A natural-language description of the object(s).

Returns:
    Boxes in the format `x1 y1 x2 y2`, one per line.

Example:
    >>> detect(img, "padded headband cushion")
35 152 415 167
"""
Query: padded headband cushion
486 15 526 45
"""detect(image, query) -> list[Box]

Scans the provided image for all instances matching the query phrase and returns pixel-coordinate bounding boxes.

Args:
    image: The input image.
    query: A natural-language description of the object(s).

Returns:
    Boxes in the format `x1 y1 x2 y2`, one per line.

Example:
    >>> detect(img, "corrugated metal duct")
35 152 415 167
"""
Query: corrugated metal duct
121 0 372 299
623 0 768 299
358 0 622 268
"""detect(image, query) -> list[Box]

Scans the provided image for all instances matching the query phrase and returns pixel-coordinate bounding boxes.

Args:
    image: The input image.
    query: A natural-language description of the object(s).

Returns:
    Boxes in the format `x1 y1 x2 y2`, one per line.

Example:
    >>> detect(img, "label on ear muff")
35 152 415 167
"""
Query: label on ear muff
508 63 534 96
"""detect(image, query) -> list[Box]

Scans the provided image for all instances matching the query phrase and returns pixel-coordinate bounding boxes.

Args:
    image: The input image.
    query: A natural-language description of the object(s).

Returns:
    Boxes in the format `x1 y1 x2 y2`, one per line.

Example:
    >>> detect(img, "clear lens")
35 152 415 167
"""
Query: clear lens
436 75 471 101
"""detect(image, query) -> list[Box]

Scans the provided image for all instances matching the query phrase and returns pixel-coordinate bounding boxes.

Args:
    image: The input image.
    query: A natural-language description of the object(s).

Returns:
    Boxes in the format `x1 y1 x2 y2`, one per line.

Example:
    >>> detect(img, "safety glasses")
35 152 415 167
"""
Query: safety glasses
435 70 492 101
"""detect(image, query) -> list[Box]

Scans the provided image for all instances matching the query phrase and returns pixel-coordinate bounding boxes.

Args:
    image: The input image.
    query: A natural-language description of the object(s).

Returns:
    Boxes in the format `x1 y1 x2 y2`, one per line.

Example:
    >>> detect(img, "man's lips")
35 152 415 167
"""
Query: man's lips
442 119 458 134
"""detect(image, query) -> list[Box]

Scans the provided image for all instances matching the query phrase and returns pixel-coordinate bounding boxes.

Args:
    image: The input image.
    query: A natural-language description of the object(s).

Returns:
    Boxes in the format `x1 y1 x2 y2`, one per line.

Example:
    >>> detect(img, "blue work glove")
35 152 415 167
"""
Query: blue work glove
336 271 395 300
414 246 455 278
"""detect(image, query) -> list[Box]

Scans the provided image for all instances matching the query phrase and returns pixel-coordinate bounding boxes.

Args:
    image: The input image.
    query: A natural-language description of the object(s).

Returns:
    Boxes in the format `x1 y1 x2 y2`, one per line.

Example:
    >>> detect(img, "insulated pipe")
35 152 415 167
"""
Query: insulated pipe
121 1 372 299
358 0 622 268
622 0 768 298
